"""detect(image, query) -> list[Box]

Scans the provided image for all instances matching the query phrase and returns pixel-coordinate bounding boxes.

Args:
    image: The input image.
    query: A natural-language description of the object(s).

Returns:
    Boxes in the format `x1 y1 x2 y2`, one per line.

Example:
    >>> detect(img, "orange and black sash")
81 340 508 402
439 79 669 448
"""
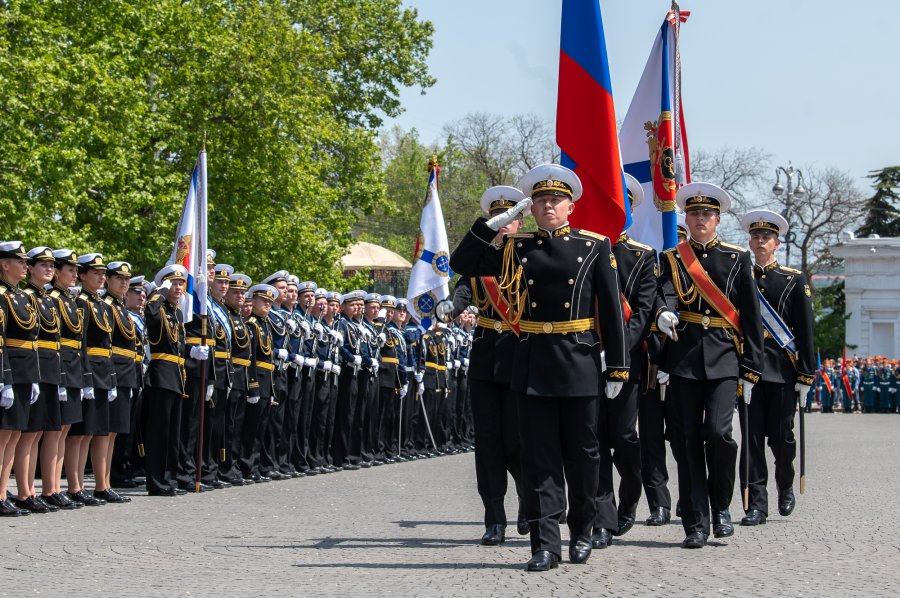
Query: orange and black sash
479 276 520 336
674 241 743 338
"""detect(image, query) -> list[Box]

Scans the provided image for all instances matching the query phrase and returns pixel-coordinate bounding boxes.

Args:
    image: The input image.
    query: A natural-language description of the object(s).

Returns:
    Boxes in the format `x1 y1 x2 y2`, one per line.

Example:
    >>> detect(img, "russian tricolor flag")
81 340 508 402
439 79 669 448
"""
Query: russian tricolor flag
167 151 208 324
557 0 629 239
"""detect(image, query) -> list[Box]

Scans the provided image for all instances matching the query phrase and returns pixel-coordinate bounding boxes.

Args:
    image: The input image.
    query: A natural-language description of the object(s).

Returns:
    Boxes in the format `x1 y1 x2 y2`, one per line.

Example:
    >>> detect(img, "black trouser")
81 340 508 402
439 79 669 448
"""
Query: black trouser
332 367 359 466
237 397 268 478
417 388 443 451
377 385 400 459
220 386 245 482
201 386 229 484
176 378 203 487
111 386 144 481
639 383 673 512
144 388 181 494
518 393 599 558
470 378 521 527
669 375 738 537
279 367 302 473
402 376 421 455
454 369 470 446
324 372 339 465
444 372 458 448
307 369 330 468
350 370 374 463
294 367 316 471
261 371 287 475
594 379 642 531
738 380 797 515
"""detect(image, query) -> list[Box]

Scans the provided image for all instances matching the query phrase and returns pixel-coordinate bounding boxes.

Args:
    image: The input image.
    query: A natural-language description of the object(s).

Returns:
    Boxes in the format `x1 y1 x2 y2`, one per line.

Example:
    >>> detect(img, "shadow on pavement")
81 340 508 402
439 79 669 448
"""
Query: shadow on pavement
292 561 524 570
233 536 530 550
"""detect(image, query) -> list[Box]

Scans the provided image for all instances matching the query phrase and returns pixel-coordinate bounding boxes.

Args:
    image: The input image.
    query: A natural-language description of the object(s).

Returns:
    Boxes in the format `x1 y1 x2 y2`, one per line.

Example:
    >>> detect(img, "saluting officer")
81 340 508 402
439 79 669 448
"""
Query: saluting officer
144 264 189 497
593 175 658 548
737 210 815 526
654 182 764 548
450 164 629 571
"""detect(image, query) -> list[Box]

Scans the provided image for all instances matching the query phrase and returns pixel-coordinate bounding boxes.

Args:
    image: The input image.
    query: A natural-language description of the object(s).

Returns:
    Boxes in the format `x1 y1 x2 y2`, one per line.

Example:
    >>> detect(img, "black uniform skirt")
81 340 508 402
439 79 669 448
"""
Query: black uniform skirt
108 385 133 434
25 382 62 432
0 383 32 431
70 388 109 436
60 387 84 426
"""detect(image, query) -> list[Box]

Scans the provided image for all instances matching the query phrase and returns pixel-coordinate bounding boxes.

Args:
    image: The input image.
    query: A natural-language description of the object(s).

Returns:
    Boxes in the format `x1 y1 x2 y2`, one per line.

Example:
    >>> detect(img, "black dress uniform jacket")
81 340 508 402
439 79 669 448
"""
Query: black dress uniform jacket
754 262 815 386
105 293 140 389
227 305 251 393
421 328 449 391
613 233 658 382
144 290 186 395
1 280 40 384
184 300 216 383
449 218 629 397
246 314 275 401
78 289 116 390
51 286 84 388
450 277 515 385
377 322 405 389
210 298 233 391
656 237 764 383
25 282 63 386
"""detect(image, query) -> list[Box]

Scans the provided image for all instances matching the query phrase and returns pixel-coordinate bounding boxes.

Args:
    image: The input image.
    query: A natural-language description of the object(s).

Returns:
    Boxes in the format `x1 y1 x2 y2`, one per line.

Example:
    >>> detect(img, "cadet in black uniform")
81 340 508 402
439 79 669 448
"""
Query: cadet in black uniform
450 164 629 571
593 175 657 548
0 241 40 516
738 210 815 525
375 296 407 463
655 182 764 548
243 284 278 481
438 185 528 546
204 263 234 488
144 264 188 496
222 273 252 485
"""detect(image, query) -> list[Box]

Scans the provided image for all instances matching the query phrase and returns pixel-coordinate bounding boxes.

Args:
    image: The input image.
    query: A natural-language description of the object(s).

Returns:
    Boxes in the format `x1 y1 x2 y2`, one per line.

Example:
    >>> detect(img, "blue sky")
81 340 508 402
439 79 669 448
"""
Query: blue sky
388 0 897 191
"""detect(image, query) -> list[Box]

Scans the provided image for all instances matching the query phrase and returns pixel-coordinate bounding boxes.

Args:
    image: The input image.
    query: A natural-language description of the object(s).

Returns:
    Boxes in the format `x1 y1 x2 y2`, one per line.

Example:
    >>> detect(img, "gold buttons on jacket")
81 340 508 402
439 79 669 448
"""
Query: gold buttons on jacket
585 241 592 246
528 279 534 285
564 302 570 308
568 279 574 285
577 257 583 263
521 257 528 264
531 302 537 308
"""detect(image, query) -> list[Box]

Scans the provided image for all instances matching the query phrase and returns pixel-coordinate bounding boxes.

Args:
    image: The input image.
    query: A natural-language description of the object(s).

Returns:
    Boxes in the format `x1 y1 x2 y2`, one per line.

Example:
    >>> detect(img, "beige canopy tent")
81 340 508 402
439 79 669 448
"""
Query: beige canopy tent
341 241 412 272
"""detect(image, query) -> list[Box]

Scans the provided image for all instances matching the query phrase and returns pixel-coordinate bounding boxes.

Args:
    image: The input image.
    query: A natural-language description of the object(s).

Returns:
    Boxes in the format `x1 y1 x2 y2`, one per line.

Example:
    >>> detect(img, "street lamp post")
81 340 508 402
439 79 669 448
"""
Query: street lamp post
772 163 806 267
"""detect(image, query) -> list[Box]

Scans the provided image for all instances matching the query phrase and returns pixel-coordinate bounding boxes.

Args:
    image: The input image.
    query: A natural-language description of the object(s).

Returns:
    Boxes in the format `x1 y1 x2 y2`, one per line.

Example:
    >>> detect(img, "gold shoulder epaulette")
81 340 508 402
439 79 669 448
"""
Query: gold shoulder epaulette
0 286 5 295
719 241 748 252
49 289 60 298
507 233 534 239
781 266 802 275
662 246 677 255
103 296 114 305
79 292 90 301
626 238 653 251
577 230 608 241
23 287 35 295
149 294 163 303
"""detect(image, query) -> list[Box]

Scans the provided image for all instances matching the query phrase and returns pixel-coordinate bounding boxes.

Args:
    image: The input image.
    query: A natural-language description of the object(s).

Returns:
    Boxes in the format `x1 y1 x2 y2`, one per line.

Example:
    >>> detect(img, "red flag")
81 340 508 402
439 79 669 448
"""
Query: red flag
841 346 853 398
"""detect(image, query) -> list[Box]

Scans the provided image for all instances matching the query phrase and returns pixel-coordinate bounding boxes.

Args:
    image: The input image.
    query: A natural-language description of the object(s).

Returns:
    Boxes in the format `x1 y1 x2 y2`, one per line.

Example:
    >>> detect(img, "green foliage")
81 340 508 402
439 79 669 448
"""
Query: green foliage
857 166 900 238
813 279 851 356
0 1 433 286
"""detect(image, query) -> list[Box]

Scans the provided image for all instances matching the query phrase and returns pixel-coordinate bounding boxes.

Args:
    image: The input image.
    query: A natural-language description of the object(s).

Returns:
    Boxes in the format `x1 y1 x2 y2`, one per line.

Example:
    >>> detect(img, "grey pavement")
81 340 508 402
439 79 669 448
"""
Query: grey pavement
3 412 900 596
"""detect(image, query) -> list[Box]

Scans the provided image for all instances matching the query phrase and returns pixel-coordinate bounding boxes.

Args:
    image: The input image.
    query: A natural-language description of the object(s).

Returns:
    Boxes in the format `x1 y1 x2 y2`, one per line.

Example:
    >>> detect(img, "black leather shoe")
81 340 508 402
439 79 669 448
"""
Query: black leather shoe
358 461 372 468
147 487 177 497
682 532 708 548
0 499 28 516
371 460 384 466
251 474 271 483
231 478 253 486
95 488 130 503
778 488 796 517
591 528 613 549
517 518 530 536
645 506 671 526
44 493 80 510
174 488 187 495
111 477 141 489
480 524 505 546
569 540 592 564
15 496 51 514
343 463 360 471
525 551 559 572
614 515 635 536
267 471 287 481
713 511 734 538
211 480 232 489
675 501 683 518
740 509 767 526
67 490 105 506
304 468 320 476
332 465 344 472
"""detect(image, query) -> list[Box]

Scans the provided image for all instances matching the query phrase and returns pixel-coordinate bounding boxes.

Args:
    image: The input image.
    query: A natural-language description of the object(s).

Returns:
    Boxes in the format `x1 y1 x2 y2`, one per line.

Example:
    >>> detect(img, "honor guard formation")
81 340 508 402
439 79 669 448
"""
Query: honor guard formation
0 163 822 573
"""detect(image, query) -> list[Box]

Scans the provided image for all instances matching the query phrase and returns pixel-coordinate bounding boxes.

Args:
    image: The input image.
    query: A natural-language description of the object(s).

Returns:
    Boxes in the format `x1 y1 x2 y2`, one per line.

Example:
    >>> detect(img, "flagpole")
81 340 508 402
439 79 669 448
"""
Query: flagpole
195 148 209 494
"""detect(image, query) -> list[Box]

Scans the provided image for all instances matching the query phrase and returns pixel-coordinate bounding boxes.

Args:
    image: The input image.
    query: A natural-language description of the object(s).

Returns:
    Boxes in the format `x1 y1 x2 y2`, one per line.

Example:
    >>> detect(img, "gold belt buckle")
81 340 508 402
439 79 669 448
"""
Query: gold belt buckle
493 321 503 332
542 322 554 334
701 315 710 329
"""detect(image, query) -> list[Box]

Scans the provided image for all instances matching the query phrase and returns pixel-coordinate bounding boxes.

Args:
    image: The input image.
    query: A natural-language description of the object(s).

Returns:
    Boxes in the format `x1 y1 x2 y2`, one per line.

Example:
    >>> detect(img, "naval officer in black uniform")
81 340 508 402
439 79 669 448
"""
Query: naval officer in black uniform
738 209 814 525
450 164 629 571
655 182 764 548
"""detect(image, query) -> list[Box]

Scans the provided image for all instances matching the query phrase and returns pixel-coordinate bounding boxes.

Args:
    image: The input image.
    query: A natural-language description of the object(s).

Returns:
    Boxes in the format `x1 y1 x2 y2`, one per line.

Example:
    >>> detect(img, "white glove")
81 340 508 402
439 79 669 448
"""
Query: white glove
417 381 425 396
400 383 408 399
30 383 40 404
58 386 68 402
657 311 679 339
372 362 379 375
454 359 461 370
415 371 424 383
892 388 898 394
330 329 342 345
377 308 387 320
0 385 13 410
485 198 532 231
300 320 312 339
293 354 304 366
332 364 341 376
314 322 325 340
741 380 755 405
369 357 378 368
323 360 333 372
353 355 362 366
247 393 260 405
82 386 95 400
305 357 317 368
794 382 811 398
657 370 670 385
286 319 298 334
605 381 623 399
205 385 214 402
446 360 453 371
190 345 209 361
277 348 289 361
359 326 371 341
435 300 454 323
108 386 118 403
600 350 607 373
463 358 470 368
377 333 387 347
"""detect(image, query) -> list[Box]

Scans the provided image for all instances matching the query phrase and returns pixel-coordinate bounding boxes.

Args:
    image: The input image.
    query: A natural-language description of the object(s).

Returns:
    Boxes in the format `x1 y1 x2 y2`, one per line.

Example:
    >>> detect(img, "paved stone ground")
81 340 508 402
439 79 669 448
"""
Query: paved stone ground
3 412 900 596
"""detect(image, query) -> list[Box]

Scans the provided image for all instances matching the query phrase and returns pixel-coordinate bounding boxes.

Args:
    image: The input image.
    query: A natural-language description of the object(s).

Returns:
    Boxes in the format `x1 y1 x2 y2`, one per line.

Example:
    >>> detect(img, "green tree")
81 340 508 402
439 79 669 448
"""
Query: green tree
813 279 850 357
0 1 434 286
857 166 900 238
